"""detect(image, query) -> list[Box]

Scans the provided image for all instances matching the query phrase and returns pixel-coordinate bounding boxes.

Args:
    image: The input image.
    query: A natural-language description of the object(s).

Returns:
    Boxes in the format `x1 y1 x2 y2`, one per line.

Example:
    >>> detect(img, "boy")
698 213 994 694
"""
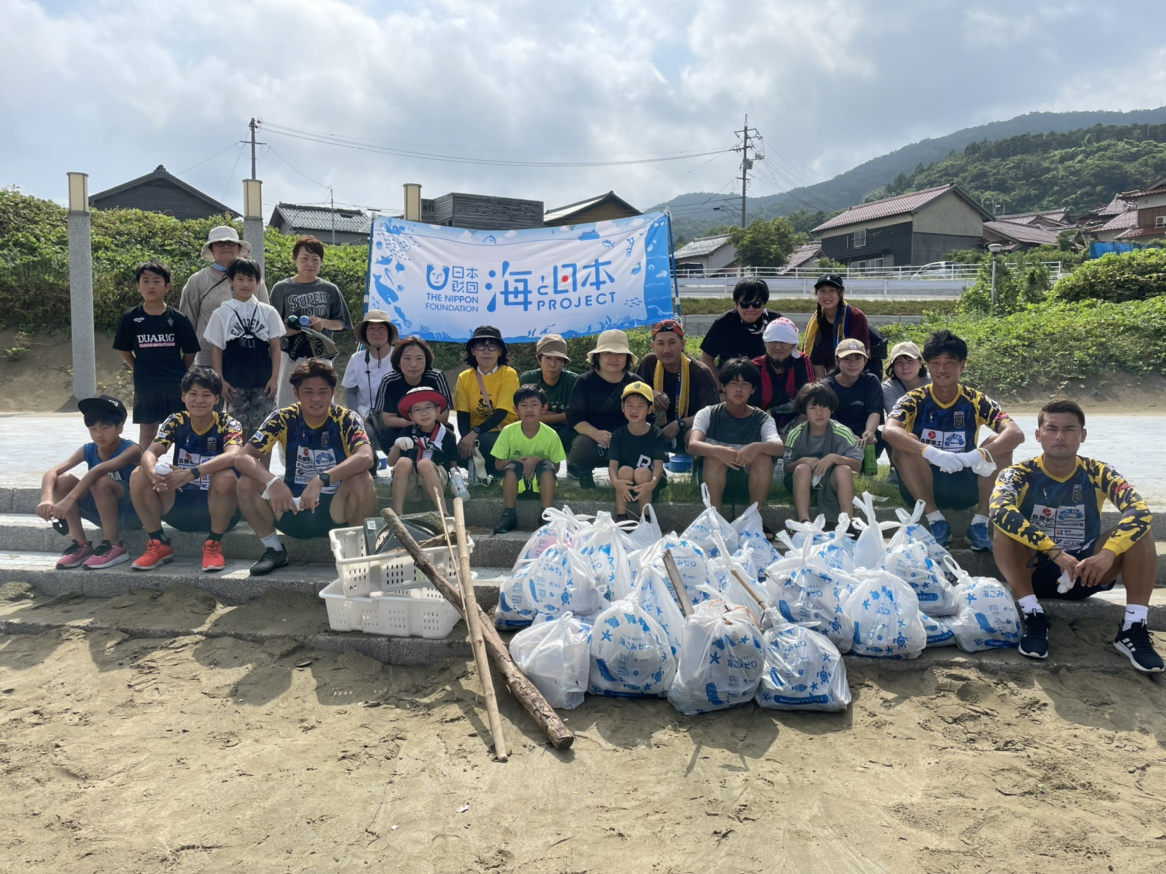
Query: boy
388 386 461 516
490 385 566 534
783 383 863 524
37 395 143 569
113 261 201 447
689 358 785 515
202 258 285 442
608 381 667 521
519 334 578 461
129 367 244 573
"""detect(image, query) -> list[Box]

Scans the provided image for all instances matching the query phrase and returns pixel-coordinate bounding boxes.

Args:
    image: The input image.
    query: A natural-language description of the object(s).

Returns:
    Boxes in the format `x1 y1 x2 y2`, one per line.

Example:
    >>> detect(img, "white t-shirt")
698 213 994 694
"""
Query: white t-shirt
341 348 395 418
202 297 285 350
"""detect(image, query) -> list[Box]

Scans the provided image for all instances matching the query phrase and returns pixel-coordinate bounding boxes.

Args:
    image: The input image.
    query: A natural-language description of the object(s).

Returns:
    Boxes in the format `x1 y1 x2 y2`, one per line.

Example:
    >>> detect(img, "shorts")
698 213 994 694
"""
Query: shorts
78 489 142 532
898 465 979 510
401 463 450 497
1031 548 1117 601
500 459 557 477
134 388 184 426
783 464 844 517
695 456 752 503
229 387 274 439
275 492 343 540
163 488 241 534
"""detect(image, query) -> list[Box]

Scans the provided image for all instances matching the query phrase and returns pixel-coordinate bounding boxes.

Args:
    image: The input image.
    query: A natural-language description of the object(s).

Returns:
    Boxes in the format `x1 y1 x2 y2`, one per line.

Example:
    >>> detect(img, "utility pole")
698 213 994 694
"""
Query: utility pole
248 118 264 179
733 115 763 227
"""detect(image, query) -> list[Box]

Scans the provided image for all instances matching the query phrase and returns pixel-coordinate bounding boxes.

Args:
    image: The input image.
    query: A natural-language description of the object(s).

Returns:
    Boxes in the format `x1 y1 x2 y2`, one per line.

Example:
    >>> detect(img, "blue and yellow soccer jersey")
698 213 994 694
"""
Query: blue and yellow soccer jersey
251 404 369 496
889 384 1010 453
154 411 244 493
990 455 1151 556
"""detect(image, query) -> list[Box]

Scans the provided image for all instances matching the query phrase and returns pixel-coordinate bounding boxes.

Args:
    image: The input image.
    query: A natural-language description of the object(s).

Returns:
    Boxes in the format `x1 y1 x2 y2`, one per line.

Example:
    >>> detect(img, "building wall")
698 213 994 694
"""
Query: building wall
91 180 232 221
1138 204 1166 230
820 220 913 266
915 195 989 236
544 202 639 226
911 232 982 264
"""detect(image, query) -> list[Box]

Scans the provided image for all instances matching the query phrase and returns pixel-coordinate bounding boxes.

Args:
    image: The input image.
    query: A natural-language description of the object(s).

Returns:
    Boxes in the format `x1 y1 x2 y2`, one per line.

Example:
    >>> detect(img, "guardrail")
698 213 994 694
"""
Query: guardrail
673 262 1066 283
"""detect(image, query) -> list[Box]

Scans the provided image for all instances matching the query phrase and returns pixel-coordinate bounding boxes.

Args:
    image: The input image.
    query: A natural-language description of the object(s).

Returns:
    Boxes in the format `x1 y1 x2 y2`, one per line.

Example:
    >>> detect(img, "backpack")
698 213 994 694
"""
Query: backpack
865 324 888 377
222 308 272 388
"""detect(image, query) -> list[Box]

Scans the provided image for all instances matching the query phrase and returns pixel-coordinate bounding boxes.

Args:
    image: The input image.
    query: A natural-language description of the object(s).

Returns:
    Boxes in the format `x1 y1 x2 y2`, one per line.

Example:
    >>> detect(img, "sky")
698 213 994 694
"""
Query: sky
4 0 1166 218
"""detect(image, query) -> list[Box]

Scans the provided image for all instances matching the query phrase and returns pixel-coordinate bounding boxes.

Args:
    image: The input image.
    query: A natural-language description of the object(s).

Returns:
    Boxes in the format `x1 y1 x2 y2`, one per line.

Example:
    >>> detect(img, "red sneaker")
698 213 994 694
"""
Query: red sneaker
202 540 226 573
56 540 93 569
131 539 173 571
84 540 129 570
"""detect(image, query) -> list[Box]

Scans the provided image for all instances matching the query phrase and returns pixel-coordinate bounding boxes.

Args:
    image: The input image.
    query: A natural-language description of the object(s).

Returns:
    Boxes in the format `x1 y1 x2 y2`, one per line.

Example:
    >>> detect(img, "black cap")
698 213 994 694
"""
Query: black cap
814 273 845 291
466 324 505 351
78 394 128 423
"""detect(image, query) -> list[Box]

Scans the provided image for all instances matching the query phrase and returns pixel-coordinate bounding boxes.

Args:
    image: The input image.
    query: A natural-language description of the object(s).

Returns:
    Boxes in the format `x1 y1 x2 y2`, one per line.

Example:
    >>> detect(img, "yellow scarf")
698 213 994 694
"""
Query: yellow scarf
801 304 850 359
654 355 691 428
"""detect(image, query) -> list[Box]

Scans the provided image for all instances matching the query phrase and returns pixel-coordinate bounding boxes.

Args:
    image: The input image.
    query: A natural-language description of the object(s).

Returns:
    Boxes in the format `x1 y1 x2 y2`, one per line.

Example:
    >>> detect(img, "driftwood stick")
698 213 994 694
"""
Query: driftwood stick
662 550 694 617
452 497 508 761
380 508 574 751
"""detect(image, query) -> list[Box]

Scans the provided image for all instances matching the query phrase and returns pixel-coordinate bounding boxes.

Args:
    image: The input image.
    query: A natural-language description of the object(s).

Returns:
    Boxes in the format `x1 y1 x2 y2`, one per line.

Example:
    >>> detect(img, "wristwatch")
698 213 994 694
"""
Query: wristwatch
318 471 331 487
190 466 202 480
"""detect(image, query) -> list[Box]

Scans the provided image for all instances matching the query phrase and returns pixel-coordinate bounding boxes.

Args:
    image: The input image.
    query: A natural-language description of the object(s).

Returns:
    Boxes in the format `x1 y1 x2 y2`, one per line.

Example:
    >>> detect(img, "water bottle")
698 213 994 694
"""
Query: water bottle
451 467 470 500
863 443 878 476
154 462 171 476
297 315 312 328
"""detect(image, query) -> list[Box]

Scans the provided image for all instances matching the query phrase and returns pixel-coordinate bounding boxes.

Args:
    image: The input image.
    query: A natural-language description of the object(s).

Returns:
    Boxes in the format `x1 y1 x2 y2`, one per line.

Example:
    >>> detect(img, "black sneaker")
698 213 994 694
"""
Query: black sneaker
578 470 596 490
250 547 289 576
493 508 518 535
1113 621 1165 673
1018 610 1051 659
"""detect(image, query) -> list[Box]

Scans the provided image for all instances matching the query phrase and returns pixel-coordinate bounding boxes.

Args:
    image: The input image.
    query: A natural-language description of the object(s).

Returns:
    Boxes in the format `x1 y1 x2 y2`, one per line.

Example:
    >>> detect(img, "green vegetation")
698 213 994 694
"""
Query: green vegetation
1050 247 1166 304
726 216 800 268
677 297 960 316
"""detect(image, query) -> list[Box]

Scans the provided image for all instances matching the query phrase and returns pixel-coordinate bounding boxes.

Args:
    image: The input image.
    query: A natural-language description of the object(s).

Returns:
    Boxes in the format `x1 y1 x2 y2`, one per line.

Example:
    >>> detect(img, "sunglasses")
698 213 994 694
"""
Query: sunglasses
472 340 500 351
738 300 766 309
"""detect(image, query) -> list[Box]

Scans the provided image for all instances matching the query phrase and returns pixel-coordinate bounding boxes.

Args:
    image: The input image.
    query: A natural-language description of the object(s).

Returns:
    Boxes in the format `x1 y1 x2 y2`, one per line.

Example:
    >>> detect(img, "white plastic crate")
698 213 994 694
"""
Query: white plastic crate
319 578 463 638
328 522 474 597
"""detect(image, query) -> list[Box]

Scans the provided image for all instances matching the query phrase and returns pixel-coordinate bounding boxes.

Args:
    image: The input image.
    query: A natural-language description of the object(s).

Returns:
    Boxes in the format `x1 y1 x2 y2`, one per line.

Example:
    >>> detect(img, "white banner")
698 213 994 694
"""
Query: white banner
366 211 676 343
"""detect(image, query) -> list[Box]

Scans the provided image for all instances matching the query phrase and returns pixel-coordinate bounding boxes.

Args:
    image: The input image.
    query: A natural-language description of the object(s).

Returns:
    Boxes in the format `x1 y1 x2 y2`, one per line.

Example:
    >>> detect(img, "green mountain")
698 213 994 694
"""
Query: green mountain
659 108 1166 241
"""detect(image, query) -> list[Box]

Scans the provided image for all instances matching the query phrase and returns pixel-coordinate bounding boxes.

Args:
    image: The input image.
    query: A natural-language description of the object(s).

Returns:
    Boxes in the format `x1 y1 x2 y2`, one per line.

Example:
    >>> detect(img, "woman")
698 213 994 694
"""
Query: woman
566 329 639 489
453 325 519 464
750 316 816 433
341 310 398 431
699 277 780 385
802 273 871 379
881 340 929 414
374 336 452 453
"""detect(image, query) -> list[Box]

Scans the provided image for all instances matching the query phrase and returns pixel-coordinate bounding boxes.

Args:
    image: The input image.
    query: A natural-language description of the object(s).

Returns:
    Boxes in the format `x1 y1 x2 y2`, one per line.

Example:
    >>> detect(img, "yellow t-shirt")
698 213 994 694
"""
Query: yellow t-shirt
454 366 519 431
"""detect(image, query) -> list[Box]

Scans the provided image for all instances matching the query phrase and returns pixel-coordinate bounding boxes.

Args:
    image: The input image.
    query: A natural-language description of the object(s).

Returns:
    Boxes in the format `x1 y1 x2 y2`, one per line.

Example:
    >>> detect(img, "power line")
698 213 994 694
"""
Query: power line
175 142 241 177
219 143 245 203
263 142 331 190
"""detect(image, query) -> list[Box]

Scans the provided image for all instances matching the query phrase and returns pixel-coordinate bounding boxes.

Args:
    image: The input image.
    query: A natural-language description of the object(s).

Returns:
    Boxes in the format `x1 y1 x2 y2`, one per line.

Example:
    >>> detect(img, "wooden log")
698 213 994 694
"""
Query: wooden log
379 508 574 751
662 550 694 617
452 497 508 761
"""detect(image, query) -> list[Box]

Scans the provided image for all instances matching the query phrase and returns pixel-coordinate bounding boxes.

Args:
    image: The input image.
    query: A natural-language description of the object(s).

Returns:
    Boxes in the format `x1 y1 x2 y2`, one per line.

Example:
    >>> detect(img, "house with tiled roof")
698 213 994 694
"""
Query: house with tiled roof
778 242 822 273
674 234 736 275
544 191 640 226
995 208 1072 231
812 184 992 269
1113 177 1166 243
270 202 373 245
90 165 238 220
982 220 1061 250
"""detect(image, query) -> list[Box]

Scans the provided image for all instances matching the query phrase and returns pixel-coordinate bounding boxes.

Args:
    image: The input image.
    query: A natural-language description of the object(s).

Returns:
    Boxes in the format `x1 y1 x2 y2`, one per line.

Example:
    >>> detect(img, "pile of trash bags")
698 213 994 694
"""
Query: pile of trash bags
505 493 1020 714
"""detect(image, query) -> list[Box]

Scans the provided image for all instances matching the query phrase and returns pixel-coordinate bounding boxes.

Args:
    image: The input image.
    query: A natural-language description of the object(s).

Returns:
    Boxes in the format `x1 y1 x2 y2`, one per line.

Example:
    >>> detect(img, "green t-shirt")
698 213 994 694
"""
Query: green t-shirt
491 421 567 464
519 369 579 415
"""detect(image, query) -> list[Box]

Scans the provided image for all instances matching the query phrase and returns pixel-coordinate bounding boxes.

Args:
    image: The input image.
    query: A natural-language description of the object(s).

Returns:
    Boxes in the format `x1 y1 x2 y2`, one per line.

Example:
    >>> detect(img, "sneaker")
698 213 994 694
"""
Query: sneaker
56 540 93 569
249 547 289 576
202 540 226 573
83 540 129 570
578 469 596 490
132 538 174 571
1113 621 1165 673
966 522 993 553
493 508 519 535
929 519 952 549
1017 610 1051 659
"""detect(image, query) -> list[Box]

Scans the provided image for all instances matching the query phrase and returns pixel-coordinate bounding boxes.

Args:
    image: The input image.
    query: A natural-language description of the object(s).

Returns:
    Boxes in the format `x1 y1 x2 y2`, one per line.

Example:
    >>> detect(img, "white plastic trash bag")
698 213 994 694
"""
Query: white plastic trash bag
949 576 1022 652
509 612 591 710
755 613 851 712
667 600 765 715
526 542 603 620
784 514 832 549
579 512 635 605
851 493 900 570
628 565 686 657
496 562 539 630
644 535 716 609
882 540 959 616
886 500 954 568
623 504 664 551
588 597 677 698
921 612 957 647
731 502 779 569
842 569 927 659
682 483 739 556
511 506 593 572
764 539 854 653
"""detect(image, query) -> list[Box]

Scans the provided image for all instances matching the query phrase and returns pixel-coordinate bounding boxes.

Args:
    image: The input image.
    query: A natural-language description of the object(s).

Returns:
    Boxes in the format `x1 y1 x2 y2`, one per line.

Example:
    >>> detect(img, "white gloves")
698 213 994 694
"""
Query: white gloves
395 437 415 451
923 445 965 474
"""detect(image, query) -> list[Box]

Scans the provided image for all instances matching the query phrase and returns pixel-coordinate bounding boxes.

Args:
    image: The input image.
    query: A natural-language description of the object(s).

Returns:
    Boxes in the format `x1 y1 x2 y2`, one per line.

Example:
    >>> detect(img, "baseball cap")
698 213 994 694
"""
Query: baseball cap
621 381 654 405
835 338 869 359
651 319 685 338
78 394 128 423
889 341 923 361
814 273 845 291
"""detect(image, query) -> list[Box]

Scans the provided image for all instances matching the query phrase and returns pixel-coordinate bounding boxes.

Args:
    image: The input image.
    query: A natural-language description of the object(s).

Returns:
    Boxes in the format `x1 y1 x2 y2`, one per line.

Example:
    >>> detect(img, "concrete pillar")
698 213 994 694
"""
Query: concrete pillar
243 178 265 279
66 172 96 401
403 183 422 221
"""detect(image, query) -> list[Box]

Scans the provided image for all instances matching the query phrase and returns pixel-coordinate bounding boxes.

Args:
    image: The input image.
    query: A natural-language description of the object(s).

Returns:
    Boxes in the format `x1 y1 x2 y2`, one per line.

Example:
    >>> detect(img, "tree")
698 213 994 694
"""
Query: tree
727 217 798 269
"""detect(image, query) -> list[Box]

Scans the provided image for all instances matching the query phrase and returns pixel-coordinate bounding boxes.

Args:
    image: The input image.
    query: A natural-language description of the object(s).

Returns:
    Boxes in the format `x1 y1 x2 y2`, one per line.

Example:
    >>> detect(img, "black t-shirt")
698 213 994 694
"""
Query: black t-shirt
824 372 884 437
373 370 453 418
406 423 459 471
609 424 668 469
699 309 781 367
635 354 721 424
566 370 636 434
113 305 201 394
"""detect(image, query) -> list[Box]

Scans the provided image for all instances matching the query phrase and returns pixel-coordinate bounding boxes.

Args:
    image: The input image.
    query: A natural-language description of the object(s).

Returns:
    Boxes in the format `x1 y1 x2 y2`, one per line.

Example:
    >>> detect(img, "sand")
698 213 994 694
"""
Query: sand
2 583 1165 873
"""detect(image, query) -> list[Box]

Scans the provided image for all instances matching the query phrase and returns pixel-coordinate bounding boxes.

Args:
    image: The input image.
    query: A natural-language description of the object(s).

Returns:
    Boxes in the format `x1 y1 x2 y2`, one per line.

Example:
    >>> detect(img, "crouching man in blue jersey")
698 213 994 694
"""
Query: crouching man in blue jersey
990 399 1162 672
234 358 377 576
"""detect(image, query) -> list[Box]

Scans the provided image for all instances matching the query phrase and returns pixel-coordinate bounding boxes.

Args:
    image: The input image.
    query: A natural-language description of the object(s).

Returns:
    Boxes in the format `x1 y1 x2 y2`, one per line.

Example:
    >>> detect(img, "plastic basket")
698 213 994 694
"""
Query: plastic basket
319 578 463 638
328 522 474 597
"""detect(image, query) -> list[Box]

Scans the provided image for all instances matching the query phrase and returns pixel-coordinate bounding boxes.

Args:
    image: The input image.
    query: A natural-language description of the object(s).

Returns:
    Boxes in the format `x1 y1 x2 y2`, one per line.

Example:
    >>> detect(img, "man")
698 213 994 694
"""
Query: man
179 226 269 368
990 400 1162 672
519 334 578 461
636 320 719 453
699 278 780 387
235 358 377 576
884 330 1024 551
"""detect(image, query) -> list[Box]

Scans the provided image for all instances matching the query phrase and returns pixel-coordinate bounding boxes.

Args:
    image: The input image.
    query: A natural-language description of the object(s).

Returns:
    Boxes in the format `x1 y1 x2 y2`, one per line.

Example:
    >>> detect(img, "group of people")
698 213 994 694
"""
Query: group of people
35 238 1162 672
